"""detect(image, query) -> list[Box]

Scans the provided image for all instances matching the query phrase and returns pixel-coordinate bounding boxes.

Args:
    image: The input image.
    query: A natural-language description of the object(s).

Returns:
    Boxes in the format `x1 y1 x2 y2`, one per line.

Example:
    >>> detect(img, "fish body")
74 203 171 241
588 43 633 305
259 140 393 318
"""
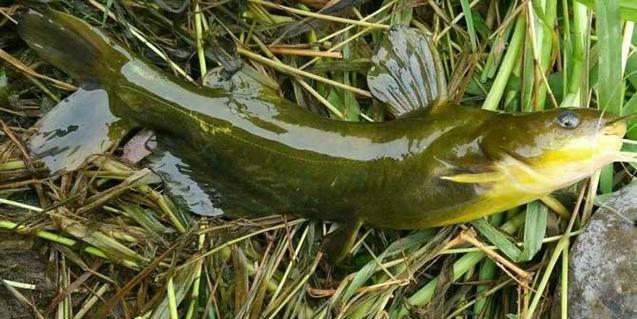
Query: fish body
17 9 626 231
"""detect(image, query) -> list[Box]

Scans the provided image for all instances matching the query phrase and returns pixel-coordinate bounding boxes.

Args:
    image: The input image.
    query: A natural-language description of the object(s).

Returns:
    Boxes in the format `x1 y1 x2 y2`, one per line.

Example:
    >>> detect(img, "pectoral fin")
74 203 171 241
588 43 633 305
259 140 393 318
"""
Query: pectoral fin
29 87 132 174
441 172 505 184
321 220 363 264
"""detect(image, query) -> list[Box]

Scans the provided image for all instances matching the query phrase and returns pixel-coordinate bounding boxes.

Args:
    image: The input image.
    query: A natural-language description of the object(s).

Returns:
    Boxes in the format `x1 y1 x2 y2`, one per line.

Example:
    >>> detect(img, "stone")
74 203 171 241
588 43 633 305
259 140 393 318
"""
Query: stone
563 183 637 318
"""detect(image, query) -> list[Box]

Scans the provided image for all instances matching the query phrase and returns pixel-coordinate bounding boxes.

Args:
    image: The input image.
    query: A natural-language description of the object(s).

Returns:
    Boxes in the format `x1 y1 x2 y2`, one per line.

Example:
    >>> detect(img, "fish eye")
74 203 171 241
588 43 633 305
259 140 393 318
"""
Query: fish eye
556 111 580 129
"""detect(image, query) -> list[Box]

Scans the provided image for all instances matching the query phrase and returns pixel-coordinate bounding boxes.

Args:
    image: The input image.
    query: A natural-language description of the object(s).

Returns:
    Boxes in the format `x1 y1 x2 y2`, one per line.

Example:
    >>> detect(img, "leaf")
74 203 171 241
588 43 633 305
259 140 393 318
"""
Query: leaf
594 0 624 193
232 247 249 314
341 230 436 302
390 0 413 26
0 66 7 105
51 213 148 265
518 201 547 261
460 0 478 51
625 52 637 90
470 219 521 261
471 202 548 262
151 261 202 319
367 26 447 116
594 0 624 115
623 93 637 139
326 34 361 122
577 0 637 22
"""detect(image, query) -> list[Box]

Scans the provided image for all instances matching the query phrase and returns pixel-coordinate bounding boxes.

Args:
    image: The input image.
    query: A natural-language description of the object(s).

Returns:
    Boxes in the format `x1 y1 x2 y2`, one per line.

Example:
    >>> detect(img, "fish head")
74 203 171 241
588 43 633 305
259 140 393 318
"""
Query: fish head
480 108 625 192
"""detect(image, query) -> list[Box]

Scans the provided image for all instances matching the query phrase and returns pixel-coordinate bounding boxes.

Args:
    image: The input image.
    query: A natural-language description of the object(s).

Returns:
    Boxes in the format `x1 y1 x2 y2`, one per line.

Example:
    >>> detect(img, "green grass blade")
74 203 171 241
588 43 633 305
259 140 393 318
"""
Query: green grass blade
578 0 637 22
596 0 624 193
519 201 548 261
470 218 521 261
596 0 624 115
483 14 527 110
460 0 478 51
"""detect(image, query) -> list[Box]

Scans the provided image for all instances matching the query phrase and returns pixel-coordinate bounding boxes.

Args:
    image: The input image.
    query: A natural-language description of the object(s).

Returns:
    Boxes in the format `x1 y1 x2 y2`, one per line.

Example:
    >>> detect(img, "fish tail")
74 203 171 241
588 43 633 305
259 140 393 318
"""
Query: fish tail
17 9 135 174
17 8 129 86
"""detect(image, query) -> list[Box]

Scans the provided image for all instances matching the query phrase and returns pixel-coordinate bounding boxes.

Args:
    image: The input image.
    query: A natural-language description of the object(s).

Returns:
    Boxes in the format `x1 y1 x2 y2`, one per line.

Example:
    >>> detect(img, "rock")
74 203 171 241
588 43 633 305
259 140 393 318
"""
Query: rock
563 183 637 319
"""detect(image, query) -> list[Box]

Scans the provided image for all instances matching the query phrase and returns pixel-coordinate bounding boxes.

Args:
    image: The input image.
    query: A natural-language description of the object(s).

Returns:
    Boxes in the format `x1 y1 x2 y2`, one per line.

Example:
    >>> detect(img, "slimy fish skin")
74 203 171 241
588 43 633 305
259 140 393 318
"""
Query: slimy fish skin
16 9 626 259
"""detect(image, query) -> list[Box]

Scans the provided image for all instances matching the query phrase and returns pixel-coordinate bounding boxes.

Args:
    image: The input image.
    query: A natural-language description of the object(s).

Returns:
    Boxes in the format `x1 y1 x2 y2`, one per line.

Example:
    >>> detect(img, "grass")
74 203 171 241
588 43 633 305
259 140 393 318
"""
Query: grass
0 0 636 318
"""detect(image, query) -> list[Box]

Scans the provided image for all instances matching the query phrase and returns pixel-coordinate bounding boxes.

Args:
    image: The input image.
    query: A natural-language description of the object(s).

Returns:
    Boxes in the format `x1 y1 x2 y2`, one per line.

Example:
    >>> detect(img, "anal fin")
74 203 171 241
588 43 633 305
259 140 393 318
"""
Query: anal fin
146 135 225 217
146 134 280 218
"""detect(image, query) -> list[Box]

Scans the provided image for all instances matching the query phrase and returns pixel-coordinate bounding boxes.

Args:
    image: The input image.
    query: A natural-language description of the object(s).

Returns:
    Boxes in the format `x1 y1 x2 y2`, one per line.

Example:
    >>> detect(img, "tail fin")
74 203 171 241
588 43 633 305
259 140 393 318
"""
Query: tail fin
17 9 130 86
17 9 135 174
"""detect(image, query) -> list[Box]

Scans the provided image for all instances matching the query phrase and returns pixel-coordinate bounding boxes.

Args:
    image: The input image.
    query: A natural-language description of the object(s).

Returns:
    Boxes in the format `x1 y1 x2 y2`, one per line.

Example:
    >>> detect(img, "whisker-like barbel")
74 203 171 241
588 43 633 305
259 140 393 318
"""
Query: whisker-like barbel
614 151 637 163
622 139 637 145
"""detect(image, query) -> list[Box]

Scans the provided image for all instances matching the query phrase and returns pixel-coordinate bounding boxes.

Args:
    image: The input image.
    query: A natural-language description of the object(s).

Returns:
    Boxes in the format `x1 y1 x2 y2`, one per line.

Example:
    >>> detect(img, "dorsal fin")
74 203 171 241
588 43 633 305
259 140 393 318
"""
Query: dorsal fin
398 100 455 118
367 26 447 117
